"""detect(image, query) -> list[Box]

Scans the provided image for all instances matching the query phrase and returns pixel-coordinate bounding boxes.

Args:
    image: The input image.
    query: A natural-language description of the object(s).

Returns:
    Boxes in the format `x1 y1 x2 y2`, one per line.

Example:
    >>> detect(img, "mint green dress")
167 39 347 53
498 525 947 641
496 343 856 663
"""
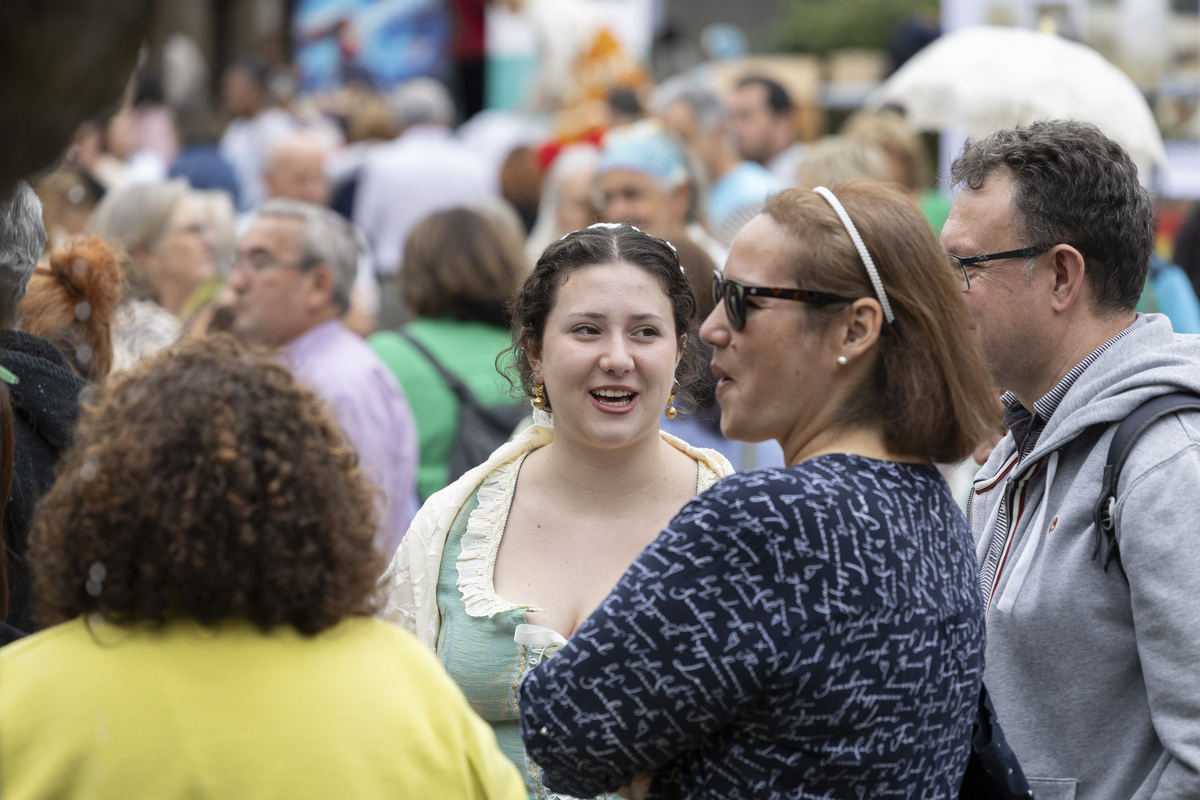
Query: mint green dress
433 450 721 799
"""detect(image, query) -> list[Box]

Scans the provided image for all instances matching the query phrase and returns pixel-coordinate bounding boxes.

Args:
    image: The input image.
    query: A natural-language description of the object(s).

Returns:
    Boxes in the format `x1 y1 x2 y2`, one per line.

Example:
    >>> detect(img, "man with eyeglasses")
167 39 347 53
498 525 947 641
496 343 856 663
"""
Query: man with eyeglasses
231 199 418 562
941 120 1200 800
258 132 380 336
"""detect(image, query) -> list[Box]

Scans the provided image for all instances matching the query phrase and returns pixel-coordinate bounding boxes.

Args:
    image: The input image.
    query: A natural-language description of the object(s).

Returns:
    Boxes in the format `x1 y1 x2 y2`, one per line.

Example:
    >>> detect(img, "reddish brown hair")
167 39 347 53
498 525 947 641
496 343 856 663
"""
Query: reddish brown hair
20 236 122 381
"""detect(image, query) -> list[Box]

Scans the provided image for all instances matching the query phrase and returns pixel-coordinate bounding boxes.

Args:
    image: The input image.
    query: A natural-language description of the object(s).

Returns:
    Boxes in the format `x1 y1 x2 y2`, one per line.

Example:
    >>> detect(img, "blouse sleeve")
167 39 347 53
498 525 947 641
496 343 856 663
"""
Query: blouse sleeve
517 471 801 797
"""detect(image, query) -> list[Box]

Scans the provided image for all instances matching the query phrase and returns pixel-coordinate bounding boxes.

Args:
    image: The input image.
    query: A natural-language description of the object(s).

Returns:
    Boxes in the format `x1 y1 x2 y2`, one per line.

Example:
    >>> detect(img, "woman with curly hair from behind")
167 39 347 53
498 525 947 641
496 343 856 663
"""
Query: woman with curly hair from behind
0 334 523 800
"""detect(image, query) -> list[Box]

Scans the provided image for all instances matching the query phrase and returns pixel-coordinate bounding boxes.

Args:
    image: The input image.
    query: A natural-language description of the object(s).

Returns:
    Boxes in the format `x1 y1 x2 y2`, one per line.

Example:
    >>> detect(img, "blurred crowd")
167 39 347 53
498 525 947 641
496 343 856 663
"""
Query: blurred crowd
2 7 1200 800
23 39 981 459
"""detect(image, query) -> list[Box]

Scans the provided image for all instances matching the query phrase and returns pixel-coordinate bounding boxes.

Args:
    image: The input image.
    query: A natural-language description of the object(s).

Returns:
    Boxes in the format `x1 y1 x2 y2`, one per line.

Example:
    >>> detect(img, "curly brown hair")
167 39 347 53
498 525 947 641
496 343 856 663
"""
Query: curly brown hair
30 334 384 634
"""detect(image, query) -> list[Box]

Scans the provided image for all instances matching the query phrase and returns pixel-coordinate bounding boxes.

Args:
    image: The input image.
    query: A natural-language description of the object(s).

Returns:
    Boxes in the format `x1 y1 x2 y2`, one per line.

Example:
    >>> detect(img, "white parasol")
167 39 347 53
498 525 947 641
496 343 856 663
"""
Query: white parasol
864 26 1166 176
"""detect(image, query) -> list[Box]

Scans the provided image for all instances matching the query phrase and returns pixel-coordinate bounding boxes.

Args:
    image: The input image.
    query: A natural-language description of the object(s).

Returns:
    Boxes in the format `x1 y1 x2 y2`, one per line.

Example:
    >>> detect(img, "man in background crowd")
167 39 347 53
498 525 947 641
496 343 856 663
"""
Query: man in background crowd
596 120 726 266
353 78 494 329
220 60 296 212
260 133 379 334
230 199 417 560
654 76 781 246
727 75 804 187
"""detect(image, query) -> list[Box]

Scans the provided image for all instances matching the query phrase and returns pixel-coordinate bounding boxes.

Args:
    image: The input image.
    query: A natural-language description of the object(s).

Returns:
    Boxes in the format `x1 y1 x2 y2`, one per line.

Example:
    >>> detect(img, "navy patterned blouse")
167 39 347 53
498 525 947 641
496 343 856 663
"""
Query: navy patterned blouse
518 455 984 799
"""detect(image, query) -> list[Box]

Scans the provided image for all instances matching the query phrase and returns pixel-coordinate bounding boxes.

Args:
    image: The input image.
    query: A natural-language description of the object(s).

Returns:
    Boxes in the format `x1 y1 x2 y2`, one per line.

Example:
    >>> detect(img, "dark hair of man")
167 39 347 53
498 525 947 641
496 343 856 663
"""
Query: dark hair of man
736 75 794 116
174 97 224 145
950 120 1155 313
231 58 271 91
504 224 702 411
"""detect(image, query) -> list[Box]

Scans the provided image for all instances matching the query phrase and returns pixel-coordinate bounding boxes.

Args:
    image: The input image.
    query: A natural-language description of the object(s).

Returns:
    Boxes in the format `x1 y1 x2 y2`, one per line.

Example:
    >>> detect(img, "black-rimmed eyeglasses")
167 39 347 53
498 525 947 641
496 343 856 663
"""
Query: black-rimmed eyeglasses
230 252 315 275
945 244 1053 291
712 270 856 331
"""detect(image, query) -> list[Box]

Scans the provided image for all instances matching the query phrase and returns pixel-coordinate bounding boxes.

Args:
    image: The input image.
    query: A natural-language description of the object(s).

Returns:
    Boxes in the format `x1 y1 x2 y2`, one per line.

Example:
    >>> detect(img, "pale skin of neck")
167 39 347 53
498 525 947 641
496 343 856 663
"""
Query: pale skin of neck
786 423 919 467
777 357 920 466
532 427 686 497
491 426 698 638
777 297 923 467
707 143 740 184
156 281 194 318
286 306 340 343
1009 307 1136 411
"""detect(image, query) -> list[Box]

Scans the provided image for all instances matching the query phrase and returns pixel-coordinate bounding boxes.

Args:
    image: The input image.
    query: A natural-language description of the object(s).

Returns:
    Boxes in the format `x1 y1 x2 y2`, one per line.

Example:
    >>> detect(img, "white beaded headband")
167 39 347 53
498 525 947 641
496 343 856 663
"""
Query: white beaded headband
812 186 895 324
563 222 684 274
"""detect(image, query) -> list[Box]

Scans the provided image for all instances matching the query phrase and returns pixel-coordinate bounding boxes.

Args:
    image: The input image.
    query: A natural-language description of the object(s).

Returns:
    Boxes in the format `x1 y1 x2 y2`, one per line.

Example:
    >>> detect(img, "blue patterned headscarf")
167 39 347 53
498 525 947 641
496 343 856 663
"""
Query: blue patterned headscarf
598 121 689 190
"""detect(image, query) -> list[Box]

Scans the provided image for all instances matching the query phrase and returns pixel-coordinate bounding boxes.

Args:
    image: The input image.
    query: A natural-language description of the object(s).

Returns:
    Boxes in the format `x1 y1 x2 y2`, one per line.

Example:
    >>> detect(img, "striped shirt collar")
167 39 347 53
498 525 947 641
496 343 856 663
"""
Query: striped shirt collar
1001 315 1146 460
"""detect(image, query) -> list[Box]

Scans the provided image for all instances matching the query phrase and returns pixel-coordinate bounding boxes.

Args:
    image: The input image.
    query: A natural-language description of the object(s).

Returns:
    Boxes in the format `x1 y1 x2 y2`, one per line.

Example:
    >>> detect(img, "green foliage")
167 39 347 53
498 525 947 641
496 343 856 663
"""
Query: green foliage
769 0 938 56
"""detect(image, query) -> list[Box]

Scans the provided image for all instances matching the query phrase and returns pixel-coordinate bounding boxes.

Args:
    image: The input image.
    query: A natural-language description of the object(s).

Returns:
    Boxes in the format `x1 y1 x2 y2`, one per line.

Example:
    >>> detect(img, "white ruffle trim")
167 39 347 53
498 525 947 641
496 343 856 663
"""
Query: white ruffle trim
378 559 416 629
457 450 545 617
696 461 718 494
450 417 727 622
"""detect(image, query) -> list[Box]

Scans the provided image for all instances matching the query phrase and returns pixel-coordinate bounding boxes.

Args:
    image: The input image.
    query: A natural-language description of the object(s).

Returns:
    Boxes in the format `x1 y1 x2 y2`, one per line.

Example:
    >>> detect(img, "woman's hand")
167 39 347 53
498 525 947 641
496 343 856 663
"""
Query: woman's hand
616 772 653 800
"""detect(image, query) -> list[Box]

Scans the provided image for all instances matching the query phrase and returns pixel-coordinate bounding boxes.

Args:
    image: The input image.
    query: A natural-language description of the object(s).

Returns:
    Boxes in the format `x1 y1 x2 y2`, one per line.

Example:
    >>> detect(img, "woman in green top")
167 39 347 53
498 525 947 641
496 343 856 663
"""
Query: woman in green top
370 207 527 502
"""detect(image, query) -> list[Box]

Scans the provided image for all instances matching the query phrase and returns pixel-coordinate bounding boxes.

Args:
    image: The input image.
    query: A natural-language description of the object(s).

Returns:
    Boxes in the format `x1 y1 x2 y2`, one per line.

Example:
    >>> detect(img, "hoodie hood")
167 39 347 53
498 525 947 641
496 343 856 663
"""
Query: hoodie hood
974 314 1200 610
0 329 86 633
1011 314 1200 475
0 329 86 453
969 319 1200 800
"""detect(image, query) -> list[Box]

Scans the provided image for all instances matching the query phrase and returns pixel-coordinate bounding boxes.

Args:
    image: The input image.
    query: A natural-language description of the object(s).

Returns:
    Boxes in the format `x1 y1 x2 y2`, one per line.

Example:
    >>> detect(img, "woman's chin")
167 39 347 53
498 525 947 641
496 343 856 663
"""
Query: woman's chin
717 415 747 443
719 413 777 449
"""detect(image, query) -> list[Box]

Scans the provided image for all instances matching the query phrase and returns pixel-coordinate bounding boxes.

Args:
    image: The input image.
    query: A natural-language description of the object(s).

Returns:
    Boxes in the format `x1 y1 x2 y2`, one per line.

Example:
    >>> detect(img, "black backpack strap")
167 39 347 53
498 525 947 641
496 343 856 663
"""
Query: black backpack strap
396 330 519 428
1092 391 1200 579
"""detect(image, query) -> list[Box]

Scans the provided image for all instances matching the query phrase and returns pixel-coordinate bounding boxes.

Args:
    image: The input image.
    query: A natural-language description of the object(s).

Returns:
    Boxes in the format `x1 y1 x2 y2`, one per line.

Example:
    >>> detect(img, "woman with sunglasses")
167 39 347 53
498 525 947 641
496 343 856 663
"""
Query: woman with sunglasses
382 222 734 799
518 181 1001 799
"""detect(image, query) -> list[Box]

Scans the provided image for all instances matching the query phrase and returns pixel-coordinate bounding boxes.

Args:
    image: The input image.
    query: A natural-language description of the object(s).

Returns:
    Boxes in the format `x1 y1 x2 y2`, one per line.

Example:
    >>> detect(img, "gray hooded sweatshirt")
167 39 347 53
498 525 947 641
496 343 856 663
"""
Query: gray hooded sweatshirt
969 314 1200 800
